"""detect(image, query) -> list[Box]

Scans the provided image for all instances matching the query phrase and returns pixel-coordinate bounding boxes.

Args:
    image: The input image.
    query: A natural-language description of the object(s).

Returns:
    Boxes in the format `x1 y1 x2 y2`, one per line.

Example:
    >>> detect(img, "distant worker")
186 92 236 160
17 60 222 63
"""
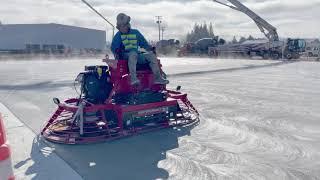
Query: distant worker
111 13 169 85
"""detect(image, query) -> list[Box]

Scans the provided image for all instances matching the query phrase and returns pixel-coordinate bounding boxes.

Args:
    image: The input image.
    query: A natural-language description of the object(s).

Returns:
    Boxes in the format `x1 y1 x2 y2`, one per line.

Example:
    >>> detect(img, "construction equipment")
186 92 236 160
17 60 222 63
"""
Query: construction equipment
208 0 306 60
178 37 221 57
40 0 199 145
304 39 320 58
156 39 180 55
41 57 199 144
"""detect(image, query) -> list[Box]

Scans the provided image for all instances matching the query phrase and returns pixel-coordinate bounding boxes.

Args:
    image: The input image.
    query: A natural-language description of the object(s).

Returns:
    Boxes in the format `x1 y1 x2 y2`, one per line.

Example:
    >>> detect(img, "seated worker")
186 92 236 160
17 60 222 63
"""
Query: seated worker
111 13 169 85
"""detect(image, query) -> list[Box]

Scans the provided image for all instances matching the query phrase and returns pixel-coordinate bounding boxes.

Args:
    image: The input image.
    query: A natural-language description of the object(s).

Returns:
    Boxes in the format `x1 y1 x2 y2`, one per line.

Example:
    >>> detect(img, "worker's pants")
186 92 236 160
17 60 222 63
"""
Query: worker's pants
125 51 162 82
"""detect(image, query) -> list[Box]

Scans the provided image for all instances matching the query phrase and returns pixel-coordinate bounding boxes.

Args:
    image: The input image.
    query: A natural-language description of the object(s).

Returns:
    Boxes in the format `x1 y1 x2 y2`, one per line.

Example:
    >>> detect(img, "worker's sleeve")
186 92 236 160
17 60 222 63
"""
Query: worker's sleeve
136 30 152 51
111 32 122 55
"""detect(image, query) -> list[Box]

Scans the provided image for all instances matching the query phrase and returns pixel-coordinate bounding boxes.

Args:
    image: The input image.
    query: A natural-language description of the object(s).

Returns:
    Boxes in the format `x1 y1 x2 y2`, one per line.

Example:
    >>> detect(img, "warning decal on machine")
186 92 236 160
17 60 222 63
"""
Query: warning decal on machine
136 107 169 116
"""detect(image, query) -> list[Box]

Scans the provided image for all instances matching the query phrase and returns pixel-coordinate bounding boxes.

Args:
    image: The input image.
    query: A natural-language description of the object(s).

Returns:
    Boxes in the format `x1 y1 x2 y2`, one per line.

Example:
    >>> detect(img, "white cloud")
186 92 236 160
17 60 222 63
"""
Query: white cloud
1 0 319 41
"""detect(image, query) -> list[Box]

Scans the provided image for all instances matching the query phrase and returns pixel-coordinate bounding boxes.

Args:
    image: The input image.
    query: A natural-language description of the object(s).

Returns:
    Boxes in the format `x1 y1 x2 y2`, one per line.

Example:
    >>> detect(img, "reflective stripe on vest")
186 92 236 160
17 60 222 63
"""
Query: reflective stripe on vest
121 34 138 51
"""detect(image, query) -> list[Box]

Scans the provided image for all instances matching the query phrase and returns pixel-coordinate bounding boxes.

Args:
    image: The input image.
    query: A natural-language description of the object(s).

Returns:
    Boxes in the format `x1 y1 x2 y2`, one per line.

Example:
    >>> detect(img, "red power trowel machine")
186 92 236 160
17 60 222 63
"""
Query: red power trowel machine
41 56 199 144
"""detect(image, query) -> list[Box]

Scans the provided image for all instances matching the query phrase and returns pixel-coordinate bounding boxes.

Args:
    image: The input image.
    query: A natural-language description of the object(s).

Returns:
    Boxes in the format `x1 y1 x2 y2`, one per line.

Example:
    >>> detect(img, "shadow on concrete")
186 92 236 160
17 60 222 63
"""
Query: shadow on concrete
44 125 197 180
16 136 82 180
14 137 60 179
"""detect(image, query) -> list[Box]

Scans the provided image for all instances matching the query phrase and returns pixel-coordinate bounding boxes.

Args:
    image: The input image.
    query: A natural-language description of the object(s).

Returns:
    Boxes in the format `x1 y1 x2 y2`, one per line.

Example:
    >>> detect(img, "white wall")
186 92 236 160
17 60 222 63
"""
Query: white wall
0 23 106 50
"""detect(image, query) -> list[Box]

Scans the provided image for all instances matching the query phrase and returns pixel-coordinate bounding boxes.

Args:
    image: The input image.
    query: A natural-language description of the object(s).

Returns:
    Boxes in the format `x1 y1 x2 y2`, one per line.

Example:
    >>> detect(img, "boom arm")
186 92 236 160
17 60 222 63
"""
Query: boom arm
213 0 279 42
81 0 115 38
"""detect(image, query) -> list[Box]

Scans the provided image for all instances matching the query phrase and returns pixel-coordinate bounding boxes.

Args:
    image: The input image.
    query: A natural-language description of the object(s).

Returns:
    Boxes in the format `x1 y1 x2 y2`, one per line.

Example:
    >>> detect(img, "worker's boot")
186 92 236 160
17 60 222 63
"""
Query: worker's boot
128 52 140 85
148 56 169 85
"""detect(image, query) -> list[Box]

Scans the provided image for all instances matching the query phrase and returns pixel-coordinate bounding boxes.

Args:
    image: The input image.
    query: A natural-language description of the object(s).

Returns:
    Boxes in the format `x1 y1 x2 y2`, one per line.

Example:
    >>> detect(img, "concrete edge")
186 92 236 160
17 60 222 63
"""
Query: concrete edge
0 102 83 180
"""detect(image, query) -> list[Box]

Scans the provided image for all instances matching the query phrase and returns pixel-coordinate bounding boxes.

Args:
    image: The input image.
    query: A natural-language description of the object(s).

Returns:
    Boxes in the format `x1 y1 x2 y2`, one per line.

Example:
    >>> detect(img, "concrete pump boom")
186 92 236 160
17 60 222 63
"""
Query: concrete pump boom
213 0 279 42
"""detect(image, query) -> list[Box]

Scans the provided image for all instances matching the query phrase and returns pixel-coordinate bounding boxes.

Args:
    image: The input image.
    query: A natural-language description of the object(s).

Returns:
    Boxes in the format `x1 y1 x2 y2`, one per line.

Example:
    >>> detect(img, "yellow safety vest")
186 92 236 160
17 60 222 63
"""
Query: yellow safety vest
121 34 138 51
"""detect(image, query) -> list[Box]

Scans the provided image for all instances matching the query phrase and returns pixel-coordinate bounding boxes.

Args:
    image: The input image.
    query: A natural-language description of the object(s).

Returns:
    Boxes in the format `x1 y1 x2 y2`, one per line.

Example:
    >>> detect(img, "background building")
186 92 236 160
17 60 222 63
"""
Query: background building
0 23 106 54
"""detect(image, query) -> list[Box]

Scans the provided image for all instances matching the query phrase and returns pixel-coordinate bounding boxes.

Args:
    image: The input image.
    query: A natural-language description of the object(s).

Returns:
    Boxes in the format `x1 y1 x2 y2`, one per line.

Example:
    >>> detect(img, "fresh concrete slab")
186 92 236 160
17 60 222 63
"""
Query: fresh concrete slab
0 103 82 180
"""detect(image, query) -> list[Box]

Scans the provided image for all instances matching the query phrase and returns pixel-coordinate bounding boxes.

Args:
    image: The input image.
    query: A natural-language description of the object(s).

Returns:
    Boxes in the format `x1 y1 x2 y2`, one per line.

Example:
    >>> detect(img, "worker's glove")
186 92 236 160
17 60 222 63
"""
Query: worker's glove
138 47 148 53
102 54 110 63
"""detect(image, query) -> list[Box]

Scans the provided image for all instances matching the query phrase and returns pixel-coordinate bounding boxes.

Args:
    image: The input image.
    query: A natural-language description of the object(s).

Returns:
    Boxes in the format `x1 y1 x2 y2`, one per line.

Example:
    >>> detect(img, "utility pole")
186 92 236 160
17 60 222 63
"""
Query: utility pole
161 26 165 40
155 16 162 41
